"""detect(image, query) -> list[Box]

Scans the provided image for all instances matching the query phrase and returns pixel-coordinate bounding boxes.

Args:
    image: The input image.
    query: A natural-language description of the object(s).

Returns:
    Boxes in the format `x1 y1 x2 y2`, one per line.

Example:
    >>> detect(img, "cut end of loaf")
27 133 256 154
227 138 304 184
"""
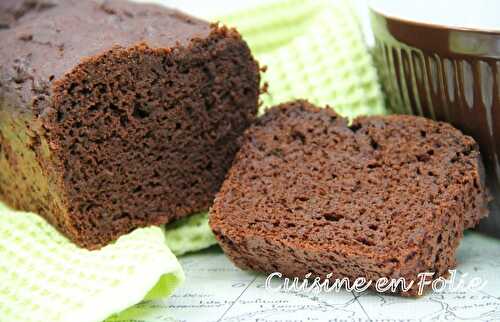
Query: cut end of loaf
52 31 258 248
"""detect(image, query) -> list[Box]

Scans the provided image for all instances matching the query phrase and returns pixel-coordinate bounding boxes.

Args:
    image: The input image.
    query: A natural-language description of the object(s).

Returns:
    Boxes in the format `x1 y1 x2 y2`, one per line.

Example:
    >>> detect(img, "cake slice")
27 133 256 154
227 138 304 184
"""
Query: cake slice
209 100 489 296
0 0 260 249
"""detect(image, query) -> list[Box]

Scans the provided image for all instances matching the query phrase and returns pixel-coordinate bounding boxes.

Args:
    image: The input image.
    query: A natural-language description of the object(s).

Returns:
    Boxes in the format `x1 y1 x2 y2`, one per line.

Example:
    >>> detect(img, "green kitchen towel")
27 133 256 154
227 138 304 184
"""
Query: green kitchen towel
0 203 184 322
165 0 387 256
165 212 217 256
222 0 386 118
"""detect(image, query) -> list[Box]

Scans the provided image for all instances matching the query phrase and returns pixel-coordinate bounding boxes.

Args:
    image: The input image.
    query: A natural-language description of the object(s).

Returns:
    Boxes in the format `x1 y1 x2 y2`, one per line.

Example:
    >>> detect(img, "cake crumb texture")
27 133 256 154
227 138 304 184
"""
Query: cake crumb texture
210 100 489 296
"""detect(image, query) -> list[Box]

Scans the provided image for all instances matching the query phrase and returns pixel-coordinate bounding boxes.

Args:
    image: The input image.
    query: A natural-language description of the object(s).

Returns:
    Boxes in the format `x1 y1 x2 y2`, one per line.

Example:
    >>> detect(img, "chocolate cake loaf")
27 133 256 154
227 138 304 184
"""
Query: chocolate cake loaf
0 0 260 248
209 100 489 296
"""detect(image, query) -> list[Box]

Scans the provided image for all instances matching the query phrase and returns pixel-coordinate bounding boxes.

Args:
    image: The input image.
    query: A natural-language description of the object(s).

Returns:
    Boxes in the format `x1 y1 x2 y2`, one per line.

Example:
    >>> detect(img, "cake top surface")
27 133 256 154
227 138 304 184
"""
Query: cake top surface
211 100 487 261
0 0 210 104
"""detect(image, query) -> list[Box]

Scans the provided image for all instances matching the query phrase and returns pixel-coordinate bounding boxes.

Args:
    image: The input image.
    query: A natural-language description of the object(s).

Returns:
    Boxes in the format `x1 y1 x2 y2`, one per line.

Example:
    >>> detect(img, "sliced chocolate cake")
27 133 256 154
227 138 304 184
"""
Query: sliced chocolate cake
0 0 260 249
209 100 489 296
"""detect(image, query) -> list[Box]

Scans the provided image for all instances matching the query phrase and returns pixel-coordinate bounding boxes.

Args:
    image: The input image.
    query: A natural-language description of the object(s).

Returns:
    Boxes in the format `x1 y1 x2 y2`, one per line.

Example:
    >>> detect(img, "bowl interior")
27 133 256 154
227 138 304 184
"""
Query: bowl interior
369 0 500 32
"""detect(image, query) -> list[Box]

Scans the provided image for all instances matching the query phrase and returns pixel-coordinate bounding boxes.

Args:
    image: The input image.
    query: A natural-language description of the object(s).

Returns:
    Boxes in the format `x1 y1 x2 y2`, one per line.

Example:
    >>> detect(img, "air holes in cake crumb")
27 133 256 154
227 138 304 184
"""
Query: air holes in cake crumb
132 103 149 119
113 212 131 221
97 83 107 94
204 98 213 111
387 258 399 264
56 110 64 122
291 130 306 144
356 237 375 247
418 149 434 162
179 64 190 74
370 138 379 150
163 58 174 68
79 202 95 213
462 146 473 156
80 87 91 95
420 130 427 138
417 154 430 162
349 123 361 133
368 224 378 231
405 251 417 263
68 82 77 93
88 104 98 113
120 115 128 126
270 148 283 157
108 103 119 115
324 213 342 222
473 178 480 190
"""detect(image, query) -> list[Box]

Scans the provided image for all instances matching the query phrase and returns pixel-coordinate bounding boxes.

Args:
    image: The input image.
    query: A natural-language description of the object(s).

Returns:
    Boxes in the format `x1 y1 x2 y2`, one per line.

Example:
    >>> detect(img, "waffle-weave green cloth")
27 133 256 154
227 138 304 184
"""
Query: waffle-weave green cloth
0 203 184 322
164 0 387 257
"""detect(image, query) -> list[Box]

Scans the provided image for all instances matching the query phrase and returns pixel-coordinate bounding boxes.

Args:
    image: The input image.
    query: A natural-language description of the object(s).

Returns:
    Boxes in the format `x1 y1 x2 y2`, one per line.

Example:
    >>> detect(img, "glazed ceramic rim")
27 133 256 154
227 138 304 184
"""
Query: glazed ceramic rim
369 1 500 34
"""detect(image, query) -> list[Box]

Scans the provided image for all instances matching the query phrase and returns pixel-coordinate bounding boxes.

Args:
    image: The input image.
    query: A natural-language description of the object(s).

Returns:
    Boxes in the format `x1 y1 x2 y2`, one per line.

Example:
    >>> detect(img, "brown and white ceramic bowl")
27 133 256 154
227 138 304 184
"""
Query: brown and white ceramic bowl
370 0 500 237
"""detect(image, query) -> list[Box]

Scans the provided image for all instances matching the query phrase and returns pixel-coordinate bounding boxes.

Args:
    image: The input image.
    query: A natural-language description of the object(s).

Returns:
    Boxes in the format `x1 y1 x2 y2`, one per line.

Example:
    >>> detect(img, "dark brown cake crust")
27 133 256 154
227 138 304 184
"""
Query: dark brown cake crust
0 0 260 248
209 100 489 296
